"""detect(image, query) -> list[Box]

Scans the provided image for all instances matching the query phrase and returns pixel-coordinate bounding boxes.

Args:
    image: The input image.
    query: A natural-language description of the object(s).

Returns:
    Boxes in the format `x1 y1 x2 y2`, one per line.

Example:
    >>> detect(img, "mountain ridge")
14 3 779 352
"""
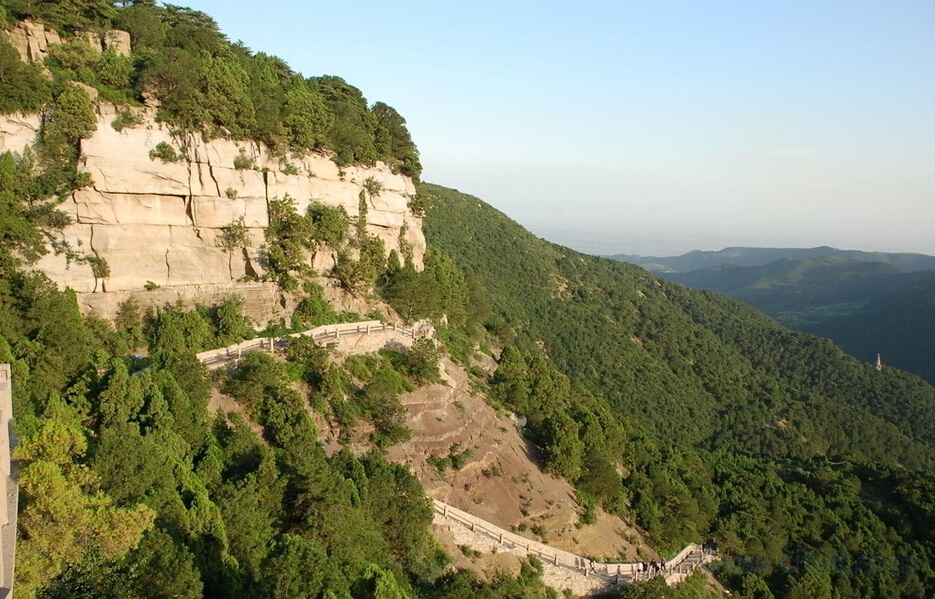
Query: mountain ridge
658 257 935 386
609 246 935 273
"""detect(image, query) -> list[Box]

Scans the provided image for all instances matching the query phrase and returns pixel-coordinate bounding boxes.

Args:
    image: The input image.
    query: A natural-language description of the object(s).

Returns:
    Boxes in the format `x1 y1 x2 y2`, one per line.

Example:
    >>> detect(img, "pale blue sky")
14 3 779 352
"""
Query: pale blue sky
181 0 934 256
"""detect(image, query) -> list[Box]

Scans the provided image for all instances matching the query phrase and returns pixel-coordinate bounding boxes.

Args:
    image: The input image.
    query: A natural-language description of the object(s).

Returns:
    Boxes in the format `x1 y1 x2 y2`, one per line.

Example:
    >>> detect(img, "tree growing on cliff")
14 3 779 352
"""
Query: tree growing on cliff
36 84 97 196
0 40 51 114
265 195 313 290
219 216 251 279
373 101 421 181
363 176 382 199
0 151 48 274
80 253 110 292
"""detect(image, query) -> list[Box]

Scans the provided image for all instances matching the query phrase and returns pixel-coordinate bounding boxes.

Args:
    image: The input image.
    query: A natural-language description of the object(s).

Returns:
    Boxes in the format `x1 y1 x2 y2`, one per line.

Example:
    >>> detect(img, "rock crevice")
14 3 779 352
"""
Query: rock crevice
0 104 425 320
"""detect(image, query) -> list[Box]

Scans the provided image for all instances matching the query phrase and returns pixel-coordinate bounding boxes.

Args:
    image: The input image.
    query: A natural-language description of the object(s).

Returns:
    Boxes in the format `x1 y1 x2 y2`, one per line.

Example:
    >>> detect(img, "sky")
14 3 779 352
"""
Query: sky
181 0 934 257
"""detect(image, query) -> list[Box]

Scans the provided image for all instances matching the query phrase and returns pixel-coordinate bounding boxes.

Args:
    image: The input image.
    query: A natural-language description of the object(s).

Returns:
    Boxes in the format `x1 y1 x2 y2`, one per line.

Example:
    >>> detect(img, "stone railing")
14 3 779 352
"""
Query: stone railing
0 364 18 598
433 499 712 588
195 320 431 369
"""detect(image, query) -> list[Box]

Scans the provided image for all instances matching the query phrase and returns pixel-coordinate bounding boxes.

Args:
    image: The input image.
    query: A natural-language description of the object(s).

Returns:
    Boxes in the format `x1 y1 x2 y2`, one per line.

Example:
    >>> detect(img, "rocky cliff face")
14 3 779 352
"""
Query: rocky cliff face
1 19 131 62
0 104 425 322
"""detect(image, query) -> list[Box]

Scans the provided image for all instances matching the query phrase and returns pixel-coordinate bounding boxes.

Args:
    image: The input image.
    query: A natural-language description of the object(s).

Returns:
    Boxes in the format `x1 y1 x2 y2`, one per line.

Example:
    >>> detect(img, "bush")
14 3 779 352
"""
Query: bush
406 338 442 384
95 47 133 87
148 142 180 163
111 108 145 132
427 454 449 473
233 151 255 170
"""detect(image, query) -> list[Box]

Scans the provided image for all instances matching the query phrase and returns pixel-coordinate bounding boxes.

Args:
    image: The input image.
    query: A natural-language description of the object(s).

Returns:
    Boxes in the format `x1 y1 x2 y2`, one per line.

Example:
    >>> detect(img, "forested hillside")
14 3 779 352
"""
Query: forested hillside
423 183 935 598
0 2 559 598
658 258 935 387
4 1 935 598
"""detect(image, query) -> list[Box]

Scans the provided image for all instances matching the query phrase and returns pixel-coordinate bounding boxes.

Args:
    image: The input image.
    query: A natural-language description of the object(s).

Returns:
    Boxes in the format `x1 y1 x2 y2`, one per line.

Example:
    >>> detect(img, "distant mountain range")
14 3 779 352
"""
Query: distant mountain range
607 249 935 385
608 246 935 273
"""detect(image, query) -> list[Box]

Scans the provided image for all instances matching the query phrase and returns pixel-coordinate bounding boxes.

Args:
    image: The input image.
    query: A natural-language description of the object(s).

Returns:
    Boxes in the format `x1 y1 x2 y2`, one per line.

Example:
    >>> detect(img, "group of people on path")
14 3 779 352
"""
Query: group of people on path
634 558 667 578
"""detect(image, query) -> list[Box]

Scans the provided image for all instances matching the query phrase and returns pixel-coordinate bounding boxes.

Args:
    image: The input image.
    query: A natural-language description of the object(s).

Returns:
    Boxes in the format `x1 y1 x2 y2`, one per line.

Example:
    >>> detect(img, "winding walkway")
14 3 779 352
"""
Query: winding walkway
433 499 714 595
195 319 430 369
197 320 716 596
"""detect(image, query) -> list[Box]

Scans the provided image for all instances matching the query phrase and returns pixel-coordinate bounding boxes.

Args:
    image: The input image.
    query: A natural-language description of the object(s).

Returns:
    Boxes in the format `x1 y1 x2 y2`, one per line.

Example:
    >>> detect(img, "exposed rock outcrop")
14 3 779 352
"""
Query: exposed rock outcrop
1 103 425 322
1 20 130 62
0 20 61 62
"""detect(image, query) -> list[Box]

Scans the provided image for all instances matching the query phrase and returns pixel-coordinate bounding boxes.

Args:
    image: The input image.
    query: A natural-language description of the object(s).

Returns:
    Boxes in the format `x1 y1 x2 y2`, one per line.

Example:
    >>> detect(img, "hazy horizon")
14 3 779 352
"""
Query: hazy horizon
182 0 935 256
520 223 935 259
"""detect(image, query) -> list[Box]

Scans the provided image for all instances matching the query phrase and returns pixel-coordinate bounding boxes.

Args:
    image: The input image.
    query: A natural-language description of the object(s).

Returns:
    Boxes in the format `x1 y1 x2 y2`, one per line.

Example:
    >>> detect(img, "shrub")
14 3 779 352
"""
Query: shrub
233 151 255 170
95 47 133 88
225 187 238 199
111 108 145 132
363 176 382 198
407 193 429 217
427 454 450 473
149 142 180 163
482 463 503 478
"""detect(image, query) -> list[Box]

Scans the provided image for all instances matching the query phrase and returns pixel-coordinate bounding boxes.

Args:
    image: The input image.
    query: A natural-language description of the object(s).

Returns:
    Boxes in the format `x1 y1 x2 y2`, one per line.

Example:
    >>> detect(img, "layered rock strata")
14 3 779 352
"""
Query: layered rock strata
1 105 425 321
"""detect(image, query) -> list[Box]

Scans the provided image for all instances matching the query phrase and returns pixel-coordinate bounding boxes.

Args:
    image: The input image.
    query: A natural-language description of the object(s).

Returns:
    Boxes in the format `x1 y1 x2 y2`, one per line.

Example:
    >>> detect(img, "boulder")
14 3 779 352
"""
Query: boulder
103 30 131 56
0 20 60 62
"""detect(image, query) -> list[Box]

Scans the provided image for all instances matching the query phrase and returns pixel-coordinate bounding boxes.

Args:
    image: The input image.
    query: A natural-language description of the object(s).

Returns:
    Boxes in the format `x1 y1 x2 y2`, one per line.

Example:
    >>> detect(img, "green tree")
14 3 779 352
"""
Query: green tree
212 296 253 345
311 75 378 165
372 101 421 180
541 410 583 480
15 415 155 599
0 151 48 274
95 46 134 88
265 195 314 289
307 202 348 248
0 40 51 113
260 534 349 599
120 528 204 599
404 338 441 384
37 84 97 195
283 80 333 151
